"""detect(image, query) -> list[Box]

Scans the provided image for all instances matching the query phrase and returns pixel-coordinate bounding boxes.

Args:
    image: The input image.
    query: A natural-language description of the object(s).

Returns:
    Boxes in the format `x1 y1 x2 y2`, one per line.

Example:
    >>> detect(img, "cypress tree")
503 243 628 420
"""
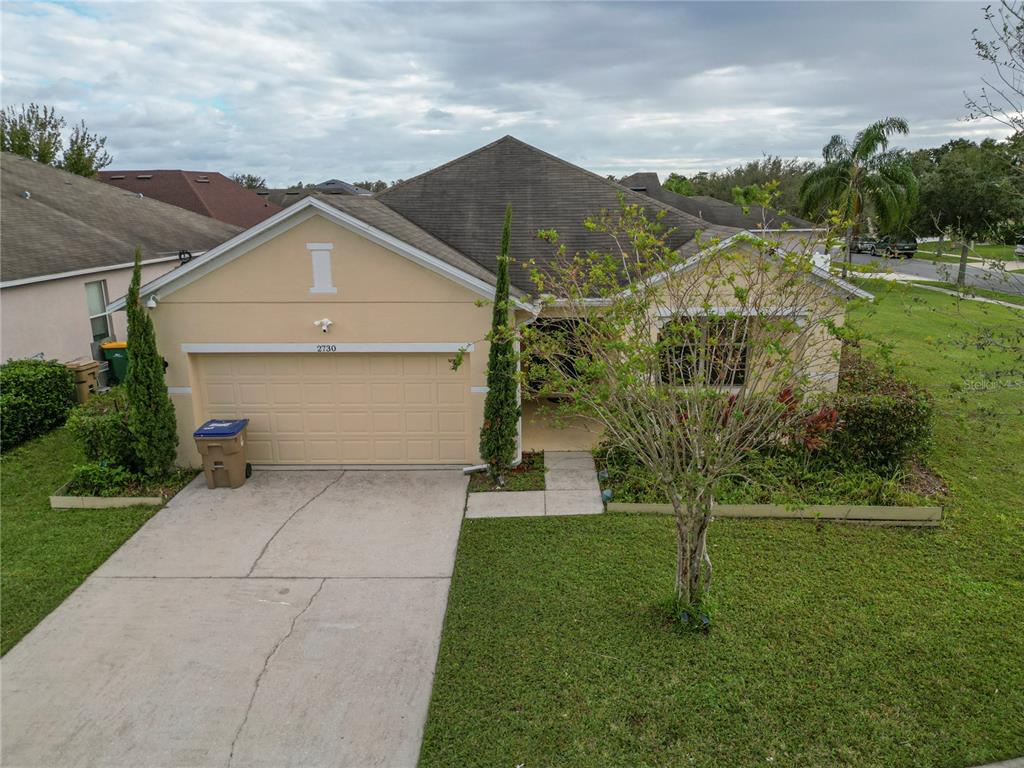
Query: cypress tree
479 204 520 485
125 247 178 476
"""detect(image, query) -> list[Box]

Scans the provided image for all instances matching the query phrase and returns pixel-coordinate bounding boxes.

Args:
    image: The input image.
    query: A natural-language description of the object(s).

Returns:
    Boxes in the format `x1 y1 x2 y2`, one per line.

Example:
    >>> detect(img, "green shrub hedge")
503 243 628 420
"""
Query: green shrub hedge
0 359 75 450
830 351 933 471
65 387 141 472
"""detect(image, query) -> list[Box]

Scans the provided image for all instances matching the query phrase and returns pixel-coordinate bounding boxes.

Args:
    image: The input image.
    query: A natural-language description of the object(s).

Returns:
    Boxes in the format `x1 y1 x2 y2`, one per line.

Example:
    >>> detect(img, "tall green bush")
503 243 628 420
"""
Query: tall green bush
829 350 933 471
125 248 178 476
479 203 520 484
0 359 74 450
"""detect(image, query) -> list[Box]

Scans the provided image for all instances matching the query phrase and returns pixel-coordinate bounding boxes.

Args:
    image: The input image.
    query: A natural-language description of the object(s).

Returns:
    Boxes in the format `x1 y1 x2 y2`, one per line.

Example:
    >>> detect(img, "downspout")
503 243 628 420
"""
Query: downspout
463 300 541 475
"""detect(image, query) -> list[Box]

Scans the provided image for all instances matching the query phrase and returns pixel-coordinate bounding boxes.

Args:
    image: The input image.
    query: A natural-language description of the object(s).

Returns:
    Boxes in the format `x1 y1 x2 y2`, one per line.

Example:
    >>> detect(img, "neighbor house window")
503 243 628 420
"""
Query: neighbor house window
660 316 748 387
85 280 113 342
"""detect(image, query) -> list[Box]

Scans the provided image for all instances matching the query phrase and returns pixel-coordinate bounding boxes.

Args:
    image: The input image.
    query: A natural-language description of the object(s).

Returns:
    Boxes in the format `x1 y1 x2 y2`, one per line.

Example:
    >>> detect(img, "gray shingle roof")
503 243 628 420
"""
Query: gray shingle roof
620 172 816 231
378 136 738 293
2 153 240 283
317 194 524 298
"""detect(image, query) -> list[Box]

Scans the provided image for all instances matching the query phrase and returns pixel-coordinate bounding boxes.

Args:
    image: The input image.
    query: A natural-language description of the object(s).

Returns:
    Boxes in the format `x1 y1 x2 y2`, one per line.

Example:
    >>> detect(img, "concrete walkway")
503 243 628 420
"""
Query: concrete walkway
1 469 467 768
466 451 603 518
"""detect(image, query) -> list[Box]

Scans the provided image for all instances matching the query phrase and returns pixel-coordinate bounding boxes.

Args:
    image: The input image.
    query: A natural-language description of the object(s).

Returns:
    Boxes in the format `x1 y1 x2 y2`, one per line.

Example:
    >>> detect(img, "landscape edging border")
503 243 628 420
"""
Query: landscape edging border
49 482 165 509
606 502 943 526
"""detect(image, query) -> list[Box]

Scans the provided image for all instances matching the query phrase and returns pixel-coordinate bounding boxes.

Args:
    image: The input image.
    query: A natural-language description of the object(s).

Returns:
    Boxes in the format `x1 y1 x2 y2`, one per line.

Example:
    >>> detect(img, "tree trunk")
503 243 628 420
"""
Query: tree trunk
842 223 854 280
672 492 713 607
957 243 969 287
936 233 944 259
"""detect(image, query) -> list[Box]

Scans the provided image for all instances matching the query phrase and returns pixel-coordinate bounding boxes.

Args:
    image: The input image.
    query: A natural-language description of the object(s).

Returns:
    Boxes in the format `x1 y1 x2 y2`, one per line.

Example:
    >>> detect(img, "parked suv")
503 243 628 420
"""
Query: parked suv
1015 236 1024 257
873 234 917 258
850 235 877 254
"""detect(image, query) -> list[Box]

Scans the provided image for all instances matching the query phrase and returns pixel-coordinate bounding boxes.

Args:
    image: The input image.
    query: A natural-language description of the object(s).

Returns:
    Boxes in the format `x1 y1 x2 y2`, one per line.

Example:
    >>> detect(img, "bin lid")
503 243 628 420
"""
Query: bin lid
100 341 127 349
193 418 249 438
65 358 100 370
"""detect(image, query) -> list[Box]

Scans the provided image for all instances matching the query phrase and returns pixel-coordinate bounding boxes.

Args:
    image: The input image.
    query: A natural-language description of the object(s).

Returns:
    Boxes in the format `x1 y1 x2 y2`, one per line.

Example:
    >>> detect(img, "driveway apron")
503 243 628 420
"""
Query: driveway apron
1 468 467 768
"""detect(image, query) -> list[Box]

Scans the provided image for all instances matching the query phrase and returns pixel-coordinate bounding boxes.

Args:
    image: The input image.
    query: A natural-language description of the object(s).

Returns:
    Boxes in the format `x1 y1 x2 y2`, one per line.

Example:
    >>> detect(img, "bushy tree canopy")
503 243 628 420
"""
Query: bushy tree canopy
1 103 111 177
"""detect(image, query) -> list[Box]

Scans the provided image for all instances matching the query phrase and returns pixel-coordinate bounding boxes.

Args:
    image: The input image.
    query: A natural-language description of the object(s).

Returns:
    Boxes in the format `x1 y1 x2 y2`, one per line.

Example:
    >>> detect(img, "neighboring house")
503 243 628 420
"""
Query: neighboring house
258 179 371 208
108 136 866 468
1 153 240 365
620 172 816 231
98 170 281 228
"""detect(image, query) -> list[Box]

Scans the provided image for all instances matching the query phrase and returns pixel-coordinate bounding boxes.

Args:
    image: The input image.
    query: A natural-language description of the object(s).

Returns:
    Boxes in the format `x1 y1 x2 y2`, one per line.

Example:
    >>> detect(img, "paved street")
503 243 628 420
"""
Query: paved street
847 253 1024 296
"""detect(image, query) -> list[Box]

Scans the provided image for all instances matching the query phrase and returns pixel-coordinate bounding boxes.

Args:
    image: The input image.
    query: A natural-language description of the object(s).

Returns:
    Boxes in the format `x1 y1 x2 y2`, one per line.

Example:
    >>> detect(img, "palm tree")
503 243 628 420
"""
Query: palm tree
800 117 919 276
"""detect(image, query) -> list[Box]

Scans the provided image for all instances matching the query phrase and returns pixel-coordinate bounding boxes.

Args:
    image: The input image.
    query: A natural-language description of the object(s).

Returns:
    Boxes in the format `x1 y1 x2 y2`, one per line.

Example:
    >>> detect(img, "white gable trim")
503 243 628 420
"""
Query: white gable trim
180 342 474 354
107 196 533 312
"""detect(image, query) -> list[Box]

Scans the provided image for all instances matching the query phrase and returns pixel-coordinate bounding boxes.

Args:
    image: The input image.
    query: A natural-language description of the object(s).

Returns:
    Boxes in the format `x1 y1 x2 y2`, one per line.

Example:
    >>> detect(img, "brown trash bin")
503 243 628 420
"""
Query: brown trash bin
65 359 100 403
192 419 250 489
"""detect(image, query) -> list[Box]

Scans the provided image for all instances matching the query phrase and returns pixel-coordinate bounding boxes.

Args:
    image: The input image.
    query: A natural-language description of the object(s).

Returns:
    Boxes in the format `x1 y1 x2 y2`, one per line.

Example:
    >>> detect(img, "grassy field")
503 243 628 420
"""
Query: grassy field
917 241 1016 262
0 429 185 655
420 285 1024 767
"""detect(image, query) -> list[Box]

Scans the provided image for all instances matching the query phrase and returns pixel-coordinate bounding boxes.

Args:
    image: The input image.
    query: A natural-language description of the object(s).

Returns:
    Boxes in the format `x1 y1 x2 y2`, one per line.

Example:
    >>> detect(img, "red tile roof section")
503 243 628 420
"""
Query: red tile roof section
97 170 281 228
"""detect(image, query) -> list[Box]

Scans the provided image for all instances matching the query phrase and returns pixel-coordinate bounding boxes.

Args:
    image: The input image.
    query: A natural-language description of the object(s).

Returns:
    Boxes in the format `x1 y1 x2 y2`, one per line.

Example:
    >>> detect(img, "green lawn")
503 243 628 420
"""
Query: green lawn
917 241 1015 262
0 429 171 655
420 286 1024 767
468 451 545 493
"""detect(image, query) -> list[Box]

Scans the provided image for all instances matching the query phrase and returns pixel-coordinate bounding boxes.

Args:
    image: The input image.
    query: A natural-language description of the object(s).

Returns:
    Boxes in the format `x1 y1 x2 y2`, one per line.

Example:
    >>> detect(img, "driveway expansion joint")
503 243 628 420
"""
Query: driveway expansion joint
226 577 327 767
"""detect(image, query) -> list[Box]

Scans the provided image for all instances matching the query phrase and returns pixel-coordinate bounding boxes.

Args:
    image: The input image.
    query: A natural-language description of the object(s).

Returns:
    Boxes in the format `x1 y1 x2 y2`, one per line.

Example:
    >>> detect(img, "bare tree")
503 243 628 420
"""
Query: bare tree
965 0 1024 133
523 202 849 610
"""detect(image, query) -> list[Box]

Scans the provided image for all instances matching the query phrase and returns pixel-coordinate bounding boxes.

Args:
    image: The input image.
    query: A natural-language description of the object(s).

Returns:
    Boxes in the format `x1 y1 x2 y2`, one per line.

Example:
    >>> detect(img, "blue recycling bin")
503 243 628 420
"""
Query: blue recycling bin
192 419 250 488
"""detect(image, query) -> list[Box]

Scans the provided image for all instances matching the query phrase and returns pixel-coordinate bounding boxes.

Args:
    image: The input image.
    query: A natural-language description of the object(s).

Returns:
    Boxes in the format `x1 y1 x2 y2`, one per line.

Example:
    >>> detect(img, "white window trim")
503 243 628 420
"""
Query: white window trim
85 279 113 342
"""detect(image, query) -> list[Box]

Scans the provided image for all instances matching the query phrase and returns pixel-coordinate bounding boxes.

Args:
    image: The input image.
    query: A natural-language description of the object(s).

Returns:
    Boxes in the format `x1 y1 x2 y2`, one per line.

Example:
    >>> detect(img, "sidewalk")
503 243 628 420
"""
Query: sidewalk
466 451 603 518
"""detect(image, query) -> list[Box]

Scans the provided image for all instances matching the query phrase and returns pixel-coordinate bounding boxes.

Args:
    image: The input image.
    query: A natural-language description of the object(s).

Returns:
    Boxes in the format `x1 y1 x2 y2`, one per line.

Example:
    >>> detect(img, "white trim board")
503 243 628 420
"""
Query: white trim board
180 342 475 354
2 254 188 289
106 196 535 313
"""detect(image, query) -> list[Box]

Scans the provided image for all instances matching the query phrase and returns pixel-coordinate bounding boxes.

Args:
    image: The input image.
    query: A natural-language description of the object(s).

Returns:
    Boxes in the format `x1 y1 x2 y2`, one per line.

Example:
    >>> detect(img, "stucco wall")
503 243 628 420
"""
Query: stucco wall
1 261 177 363
148 212 495 466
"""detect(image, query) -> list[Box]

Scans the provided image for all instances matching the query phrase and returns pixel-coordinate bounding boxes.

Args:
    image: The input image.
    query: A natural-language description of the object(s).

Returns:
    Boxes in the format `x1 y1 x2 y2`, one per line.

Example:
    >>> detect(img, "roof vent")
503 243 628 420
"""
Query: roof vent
109 175 126 180
20 190 31 200
137 193 144 199
629 186 647 192
195 176 210 183
136 174 153 180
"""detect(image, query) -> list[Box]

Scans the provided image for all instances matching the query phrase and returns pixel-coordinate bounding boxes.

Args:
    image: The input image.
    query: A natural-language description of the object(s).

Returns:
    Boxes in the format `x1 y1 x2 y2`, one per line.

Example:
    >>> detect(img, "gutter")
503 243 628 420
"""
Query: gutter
1 254 187 290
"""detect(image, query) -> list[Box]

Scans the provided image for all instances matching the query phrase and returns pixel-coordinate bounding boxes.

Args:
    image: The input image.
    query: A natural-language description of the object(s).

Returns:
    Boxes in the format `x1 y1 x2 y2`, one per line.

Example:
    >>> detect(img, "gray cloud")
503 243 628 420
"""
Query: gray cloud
0 1 1010 186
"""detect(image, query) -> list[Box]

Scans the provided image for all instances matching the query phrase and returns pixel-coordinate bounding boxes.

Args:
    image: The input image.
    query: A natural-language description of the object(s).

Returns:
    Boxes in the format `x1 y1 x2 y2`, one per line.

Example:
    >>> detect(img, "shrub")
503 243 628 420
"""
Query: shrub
65 387 140 472
125 248 178 477
830 350 933 471
65 463 136 497
0 359 75 450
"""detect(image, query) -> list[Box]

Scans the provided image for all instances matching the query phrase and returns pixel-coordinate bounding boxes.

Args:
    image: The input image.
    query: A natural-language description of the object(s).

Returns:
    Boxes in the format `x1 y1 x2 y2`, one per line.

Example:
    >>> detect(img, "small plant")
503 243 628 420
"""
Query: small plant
65 463 137 497
65 387 140 472
0 359 75 450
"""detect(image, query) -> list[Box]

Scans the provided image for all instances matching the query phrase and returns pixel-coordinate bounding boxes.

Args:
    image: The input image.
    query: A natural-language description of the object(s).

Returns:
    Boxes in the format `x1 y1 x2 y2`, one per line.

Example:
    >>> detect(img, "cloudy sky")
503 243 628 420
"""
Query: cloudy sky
0 1 1009 187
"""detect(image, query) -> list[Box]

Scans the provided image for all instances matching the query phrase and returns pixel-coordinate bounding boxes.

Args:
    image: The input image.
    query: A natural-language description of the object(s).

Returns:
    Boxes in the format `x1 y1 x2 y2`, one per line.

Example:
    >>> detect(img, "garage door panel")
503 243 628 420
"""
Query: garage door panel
337 383 369 404
371 383 401 404
198 353 472 464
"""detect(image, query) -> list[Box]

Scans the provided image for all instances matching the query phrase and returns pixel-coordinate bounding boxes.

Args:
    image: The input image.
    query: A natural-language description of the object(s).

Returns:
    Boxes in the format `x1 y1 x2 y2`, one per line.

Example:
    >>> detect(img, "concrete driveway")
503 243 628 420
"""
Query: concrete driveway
1 469 467 768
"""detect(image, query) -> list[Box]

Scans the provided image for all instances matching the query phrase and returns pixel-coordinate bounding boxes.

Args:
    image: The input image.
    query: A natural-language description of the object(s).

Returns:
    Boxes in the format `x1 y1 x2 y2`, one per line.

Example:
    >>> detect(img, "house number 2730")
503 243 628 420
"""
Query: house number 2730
316 344 337 353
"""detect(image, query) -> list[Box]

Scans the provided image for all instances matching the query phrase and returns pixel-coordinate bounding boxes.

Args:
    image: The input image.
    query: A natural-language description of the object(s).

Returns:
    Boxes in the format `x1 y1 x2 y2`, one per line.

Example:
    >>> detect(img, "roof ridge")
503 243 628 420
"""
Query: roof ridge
376 134 520 199
179 171 217 219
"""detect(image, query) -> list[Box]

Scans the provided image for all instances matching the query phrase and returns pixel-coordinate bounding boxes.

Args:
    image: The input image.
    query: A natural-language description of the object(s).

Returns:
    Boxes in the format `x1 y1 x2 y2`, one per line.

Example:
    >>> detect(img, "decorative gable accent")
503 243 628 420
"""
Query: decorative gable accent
306 242 336 294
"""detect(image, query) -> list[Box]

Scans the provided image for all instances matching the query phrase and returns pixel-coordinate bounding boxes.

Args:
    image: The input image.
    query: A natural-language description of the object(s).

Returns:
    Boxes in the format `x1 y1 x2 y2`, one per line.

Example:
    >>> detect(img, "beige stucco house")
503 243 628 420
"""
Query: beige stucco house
109 137 867 468
0 153 239 366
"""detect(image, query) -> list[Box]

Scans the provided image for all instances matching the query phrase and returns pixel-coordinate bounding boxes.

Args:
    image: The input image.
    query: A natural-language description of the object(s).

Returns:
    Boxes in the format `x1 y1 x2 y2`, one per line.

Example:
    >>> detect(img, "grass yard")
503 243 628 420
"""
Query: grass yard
0 429 189 655
420 286 1024 767
917 241 1015 261
467 450 545 492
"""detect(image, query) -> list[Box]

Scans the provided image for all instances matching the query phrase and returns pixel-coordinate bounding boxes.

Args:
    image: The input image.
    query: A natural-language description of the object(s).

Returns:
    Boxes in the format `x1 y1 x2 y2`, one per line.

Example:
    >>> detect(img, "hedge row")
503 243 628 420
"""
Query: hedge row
0 359 75 451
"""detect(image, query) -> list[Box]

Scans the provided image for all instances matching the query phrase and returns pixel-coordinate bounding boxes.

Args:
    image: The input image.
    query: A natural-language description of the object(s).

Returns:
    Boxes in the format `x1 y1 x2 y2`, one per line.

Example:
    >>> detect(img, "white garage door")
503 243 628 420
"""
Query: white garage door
197 353 472 464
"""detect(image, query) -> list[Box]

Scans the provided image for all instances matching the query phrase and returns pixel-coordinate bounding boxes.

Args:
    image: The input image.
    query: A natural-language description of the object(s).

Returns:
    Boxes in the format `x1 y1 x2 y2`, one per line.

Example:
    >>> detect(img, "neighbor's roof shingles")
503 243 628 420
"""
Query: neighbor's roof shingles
98 170 281 229
1 153 240 283
619 172 816 231
378 136 738 293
